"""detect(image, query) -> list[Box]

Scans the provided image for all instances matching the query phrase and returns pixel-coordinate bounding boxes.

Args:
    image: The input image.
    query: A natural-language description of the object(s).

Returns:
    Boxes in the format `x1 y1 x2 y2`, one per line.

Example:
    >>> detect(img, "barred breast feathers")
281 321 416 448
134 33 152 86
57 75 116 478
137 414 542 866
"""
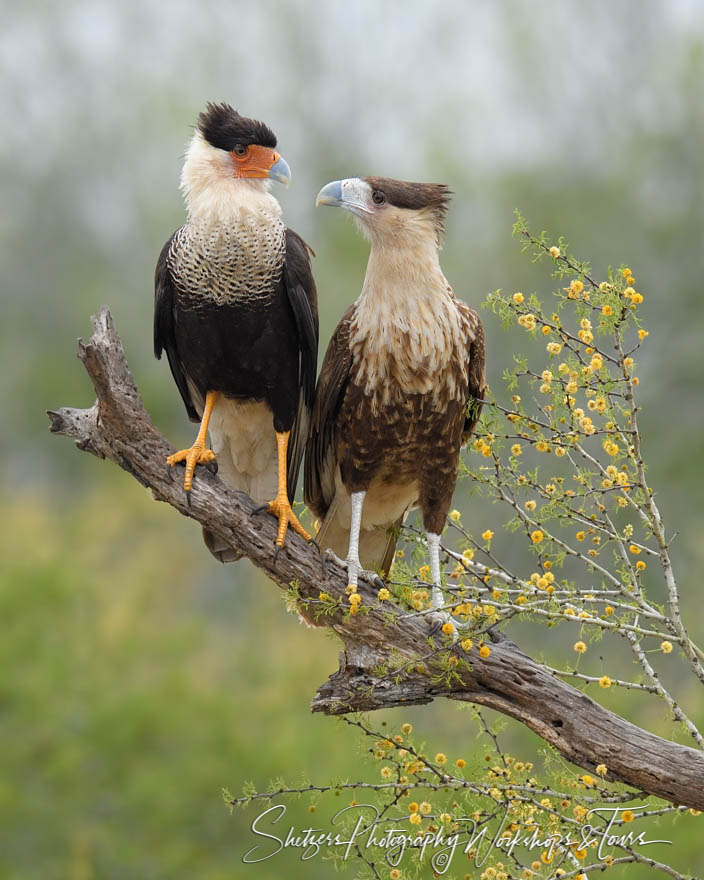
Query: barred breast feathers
170 130 287 305
349 233 477 407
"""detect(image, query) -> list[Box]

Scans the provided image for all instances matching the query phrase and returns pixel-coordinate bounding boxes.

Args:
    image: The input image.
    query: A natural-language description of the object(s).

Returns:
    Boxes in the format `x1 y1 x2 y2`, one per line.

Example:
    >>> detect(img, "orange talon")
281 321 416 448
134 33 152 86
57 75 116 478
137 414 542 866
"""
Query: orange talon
167 390 218 492
267 431 312 547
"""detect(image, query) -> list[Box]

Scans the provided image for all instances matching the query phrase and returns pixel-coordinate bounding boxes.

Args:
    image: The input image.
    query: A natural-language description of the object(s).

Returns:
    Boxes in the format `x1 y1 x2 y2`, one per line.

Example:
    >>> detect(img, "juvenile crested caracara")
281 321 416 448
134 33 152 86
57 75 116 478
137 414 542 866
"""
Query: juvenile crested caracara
306 177 485 618
154 103 318 559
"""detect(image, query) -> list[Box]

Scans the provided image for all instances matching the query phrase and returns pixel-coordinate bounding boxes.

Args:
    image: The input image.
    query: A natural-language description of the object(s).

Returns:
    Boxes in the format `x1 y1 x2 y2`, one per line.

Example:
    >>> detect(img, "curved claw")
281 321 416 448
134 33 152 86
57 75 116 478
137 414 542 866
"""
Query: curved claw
267 495 311 547
166 444 216 492
359 569 385 590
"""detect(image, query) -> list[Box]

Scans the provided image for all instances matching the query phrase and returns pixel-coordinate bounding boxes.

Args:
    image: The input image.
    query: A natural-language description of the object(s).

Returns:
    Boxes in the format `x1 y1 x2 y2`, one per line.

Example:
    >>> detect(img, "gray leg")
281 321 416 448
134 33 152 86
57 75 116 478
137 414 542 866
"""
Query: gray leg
325 491 384 589
426 531 462 636
428 531 444 611
346 490 365 589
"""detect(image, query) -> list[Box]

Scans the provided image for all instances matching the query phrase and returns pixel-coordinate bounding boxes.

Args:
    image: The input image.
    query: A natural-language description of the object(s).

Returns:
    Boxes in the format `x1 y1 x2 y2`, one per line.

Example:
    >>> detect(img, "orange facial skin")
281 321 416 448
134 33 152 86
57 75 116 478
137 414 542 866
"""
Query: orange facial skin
230 144 281 179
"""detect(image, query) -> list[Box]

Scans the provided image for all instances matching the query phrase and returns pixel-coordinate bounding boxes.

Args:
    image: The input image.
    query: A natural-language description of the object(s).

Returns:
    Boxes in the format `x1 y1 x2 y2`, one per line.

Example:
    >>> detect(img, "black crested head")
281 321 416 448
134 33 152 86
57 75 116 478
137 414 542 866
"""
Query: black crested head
196 102 277 151
362 176 452 239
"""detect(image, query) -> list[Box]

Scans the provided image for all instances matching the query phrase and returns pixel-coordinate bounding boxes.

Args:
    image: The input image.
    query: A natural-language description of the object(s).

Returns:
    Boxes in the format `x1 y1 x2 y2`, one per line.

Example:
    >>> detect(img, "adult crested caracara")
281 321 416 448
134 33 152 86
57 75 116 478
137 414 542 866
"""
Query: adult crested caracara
154 103 318 559
306 177 485 617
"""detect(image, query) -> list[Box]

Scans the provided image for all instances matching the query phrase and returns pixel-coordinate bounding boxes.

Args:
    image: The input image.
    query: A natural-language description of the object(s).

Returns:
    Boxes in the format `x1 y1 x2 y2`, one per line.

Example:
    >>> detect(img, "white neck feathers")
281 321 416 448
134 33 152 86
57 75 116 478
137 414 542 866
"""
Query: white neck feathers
180 132 282 227
349 237 472 402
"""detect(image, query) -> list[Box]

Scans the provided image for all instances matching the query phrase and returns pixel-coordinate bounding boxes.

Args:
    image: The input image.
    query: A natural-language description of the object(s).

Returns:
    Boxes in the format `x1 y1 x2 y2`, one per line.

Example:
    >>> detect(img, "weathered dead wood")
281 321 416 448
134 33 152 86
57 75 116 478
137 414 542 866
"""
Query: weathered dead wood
48 307 704 809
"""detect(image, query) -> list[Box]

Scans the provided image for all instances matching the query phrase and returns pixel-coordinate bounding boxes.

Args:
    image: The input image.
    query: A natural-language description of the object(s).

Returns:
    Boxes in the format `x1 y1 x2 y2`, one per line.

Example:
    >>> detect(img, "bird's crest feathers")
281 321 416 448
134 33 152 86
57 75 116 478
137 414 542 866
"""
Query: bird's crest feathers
363 176 452 238
197 102 277 151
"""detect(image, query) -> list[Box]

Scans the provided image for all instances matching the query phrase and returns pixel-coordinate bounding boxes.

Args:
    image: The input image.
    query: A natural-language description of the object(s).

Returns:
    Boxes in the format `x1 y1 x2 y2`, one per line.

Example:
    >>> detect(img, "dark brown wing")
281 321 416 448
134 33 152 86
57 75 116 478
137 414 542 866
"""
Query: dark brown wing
304 306 355 520
282 228 319 500
462 307 486 443
154 230 200 422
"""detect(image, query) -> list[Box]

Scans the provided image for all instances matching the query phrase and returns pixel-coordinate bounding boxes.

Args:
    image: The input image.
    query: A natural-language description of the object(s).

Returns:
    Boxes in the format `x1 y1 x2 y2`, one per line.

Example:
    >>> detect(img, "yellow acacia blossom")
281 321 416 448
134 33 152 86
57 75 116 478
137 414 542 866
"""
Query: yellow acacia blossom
479 644 491 658
546 341 562 355
518 314 537 330
377 588 390 601
513 292 524 304
549 246 561 258
622 810 635 823
435 753 447 765
449 509 461 521
530 530 544 544
574 641 587 654
511 444 522 455
599 675 611 688
596 764 608 776
566 279 583 299
661 641 673 654
460 638 473 652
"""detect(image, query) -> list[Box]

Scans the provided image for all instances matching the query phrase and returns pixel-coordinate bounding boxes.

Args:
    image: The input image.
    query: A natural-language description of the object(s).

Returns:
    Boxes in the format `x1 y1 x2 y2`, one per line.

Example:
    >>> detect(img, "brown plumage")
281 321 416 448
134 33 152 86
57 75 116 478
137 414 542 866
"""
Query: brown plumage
306 176 485 610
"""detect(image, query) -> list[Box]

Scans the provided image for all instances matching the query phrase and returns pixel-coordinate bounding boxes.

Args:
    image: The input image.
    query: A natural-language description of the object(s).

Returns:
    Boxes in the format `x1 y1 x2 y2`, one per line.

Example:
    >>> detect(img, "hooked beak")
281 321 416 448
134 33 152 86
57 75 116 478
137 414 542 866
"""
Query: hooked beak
316 178 372 215
267 155 291 188
316 180 343 207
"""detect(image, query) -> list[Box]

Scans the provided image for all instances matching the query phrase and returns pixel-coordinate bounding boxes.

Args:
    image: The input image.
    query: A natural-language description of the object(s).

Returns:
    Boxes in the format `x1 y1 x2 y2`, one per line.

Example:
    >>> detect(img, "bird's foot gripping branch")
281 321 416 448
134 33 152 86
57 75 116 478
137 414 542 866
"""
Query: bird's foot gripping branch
50 219 704 879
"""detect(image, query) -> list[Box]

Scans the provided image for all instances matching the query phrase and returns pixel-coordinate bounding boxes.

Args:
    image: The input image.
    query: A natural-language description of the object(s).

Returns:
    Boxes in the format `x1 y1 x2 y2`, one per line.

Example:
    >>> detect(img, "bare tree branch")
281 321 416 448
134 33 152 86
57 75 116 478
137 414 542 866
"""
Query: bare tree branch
48 307 704 810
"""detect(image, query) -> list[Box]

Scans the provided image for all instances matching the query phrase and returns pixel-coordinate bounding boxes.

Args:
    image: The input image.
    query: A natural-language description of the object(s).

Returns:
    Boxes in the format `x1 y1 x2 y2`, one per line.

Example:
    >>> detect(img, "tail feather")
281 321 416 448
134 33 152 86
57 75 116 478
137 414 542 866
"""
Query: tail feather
202 527 243 564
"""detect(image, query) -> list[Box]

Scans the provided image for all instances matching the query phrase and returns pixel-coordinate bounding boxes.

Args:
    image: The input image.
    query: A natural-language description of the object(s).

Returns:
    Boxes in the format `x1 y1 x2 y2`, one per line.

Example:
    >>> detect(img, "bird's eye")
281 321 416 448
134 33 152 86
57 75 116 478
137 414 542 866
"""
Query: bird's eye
371 190 386 205
232 144 248 158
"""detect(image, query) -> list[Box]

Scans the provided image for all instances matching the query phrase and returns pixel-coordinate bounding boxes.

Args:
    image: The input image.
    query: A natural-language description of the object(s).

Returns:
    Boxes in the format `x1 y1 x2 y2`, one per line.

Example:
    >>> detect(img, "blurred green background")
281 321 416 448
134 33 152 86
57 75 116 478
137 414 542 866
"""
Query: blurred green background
2 1 704 877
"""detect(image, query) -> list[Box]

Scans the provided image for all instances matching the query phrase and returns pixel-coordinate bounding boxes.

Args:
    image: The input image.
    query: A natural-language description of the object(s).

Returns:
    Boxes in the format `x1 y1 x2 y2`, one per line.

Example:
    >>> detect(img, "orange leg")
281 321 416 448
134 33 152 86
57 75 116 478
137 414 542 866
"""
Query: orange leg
167 391 218 492
267 431 311 547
